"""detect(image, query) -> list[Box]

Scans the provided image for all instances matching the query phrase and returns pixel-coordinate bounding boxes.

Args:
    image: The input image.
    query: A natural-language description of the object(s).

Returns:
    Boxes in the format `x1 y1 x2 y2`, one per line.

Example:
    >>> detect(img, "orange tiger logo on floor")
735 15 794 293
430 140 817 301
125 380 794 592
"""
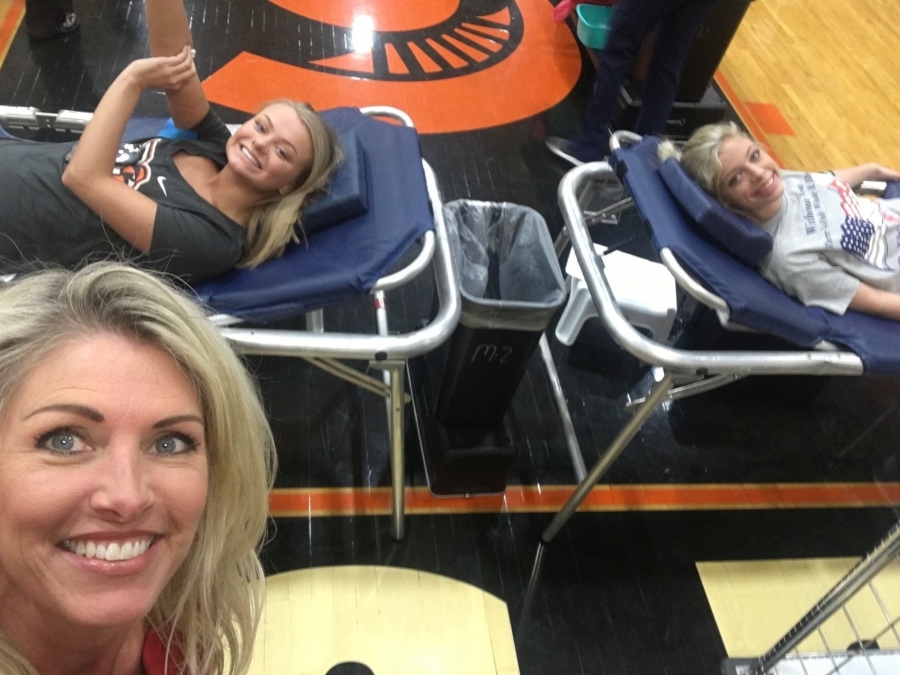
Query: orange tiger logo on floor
203 0 582 134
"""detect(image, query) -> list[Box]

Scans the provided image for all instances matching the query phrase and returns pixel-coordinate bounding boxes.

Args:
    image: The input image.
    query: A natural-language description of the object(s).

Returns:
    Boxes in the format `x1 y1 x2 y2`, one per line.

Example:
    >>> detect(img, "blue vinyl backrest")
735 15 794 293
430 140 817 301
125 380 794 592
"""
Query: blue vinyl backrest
657 156 773 266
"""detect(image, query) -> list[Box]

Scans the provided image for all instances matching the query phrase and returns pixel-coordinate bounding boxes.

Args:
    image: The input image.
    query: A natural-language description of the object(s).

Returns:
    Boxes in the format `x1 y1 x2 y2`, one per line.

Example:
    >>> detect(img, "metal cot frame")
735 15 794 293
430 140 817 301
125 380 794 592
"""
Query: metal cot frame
541 131 868 544
0 105 462 541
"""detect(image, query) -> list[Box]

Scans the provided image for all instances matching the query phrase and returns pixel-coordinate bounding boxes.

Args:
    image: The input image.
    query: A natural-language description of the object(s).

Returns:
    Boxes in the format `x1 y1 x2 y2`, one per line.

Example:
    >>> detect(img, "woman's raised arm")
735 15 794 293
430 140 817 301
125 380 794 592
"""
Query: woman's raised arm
145 0 209 129
61 48 198 252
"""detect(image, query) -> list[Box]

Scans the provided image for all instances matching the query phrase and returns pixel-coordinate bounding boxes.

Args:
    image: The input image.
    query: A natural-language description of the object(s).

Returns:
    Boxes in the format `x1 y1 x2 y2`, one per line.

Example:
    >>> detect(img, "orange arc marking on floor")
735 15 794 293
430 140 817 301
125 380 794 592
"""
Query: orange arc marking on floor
268 482 900 517
202 0 581 134
443 34 489 63
461 23 511 41
314 50 375 74
714 70 783 168
482 7 513 24
0 0 25 66
406 42 442 74
456 27 504 53
267 0 458 32
384 43 409 75
426 37 468 69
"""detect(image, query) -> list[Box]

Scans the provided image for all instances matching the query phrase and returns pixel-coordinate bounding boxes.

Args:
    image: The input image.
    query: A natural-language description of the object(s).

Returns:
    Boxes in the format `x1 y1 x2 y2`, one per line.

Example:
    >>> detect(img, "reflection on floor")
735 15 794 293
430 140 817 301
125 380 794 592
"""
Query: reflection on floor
1 0 899 673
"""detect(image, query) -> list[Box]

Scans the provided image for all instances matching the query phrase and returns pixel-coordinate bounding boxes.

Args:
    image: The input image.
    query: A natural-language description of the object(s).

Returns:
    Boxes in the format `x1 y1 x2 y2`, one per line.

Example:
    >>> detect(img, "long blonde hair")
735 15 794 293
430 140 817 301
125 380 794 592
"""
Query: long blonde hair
0 263 277 675
240 101 343 269
657 121 751 202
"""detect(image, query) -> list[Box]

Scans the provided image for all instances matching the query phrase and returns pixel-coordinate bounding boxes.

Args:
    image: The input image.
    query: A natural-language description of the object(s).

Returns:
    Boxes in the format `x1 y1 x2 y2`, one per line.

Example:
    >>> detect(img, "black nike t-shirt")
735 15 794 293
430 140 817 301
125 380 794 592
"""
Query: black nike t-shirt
0 110 245 283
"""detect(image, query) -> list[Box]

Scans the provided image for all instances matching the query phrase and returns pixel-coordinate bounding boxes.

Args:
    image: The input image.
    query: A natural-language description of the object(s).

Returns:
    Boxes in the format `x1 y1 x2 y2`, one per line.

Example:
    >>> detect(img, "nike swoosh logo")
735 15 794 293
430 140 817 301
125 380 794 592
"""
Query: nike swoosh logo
157 176 167 197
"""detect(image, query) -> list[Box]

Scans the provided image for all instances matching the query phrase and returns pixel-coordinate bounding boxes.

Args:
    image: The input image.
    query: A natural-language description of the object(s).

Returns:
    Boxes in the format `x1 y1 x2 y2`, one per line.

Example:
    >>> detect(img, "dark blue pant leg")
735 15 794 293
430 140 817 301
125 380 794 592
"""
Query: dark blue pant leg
571 0 674 159
24 0 70 38
633 0 717 135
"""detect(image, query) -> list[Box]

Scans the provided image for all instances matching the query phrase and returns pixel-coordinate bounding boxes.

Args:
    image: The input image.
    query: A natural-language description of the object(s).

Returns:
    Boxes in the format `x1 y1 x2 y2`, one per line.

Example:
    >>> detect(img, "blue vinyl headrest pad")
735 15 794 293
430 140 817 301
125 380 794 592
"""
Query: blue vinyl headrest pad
658 157 773 266
300 129 369 233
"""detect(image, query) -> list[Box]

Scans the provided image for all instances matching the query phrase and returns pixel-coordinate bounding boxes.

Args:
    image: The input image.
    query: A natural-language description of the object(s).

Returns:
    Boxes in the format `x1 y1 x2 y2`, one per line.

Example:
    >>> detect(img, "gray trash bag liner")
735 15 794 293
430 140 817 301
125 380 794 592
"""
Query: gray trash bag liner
443 200 566 331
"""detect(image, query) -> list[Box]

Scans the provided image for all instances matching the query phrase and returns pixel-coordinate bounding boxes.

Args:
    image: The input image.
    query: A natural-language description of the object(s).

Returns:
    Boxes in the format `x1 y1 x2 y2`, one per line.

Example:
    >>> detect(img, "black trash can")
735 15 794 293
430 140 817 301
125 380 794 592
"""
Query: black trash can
412 200 565 495
436 200 567 425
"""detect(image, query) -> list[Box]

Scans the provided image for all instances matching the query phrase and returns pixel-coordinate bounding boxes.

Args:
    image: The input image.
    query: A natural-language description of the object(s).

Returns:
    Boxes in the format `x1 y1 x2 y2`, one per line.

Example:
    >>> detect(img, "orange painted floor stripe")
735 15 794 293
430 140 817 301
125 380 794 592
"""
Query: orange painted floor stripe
713 69 783 168
0 0 24 66
269 482 900 517
745 101 794 136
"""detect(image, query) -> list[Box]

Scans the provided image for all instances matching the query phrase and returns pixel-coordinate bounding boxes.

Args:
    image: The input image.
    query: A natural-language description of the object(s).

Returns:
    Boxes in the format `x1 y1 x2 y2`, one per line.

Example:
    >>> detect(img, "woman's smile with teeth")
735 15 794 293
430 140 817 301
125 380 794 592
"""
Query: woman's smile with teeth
240 146 260 168
62 537 154 562
760 174 776 193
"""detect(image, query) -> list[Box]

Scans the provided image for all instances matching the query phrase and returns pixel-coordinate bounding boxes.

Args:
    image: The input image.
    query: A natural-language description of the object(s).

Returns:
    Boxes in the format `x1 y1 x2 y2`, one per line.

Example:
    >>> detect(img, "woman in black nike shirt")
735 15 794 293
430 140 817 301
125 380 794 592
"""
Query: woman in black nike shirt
0 0 341 283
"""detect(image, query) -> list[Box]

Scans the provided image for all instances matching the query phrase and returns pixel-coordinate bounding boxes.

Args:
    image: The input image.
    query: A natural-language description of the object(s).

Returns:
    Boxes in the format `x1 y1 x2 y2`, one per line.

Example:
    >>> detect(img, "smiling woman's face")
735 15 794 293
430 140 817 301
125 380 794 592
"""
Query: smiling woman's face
226 103 314 196
0 332 208 636
717 135 784 222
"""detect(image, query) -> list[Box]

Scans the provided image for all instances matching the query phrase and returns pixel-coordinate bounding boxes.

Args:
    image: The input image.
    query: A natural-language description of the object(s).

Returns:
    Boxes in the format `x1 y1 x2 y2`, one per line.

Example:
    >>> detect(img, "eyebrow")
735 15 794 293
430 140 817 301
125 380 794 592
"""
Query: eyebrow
153 415 205 429
25 404 103 422
261 113 297 155
23 405 203 429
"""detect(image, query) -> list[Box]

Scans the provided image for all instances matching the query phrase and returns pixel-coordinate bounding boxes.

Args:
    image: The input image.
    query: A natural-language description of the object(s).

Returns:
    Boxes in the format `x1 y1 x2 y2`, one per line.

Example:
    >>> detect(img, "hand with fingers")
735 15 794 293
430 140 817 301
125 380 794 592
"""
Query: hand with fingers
124 45 197 93
869 164 900 182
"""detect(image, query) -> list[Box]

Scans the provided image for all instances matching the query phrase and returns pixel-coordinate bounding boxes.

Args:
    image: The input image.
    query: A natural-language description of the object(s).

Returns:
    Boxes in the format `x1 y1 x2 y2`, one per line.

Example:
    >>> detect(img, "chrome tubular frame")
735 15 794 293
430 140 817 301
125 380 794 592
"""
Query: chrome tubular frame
543 155 865 543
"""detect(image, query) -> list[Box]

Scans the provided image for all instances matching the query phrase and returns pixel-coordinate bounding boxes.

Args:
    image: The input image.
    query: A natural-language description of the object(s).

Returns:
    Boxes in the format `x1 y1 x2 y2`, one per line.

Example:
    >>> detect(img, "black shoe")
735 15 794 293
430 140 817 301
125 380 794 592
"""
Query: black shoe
28 12 80 41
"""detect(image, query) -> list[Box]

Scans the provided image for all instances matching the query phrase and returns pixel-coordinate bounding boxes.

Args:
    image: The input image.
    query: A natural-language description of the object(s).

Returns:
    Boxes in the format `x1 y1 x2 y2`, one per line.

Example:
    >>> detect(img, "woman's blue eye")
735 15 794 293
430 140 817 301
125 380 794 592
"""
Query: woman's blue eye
155 433 197 455
36 428 85 454
50 433 76 451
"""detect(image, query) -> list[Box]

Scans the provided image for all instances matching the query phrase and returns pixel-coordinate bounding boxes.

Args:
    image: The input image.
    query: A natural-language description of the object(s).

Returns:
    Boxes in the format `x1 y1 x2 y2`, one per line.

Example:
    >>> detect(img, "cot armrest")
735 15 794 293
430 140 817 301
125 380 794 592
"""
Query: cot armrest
858 180 887 197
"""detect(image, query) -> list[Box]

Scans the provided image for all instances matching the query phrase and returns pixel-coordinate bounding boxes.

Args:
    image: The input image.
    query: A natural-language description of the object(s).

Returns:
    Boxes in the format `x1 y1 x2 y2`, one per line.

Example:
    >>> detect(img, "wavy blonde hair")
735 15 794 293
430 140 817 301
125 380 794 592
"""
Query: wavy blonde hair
240 101 343 268
0 263 276 675
657 121 751 202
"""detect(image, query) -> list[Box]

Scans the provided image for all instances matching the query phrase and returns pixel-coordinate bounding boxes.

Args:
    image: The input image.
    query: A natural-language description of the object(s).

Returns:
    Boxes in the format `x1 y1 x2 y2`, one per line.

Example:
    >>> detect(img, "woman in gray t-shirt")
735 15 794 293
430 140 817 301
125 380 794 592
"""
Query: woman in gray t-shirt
659 122 900 320
0 0 342 284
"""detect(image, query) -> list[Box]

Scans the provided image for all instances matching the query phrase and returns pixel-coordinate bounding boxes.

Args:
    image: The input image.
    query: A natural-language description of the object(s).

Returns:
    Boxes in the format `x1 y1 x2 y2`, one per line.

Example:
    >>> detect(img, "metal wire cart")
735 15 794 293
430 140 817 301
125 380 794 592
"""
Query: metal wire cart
724 521 900 675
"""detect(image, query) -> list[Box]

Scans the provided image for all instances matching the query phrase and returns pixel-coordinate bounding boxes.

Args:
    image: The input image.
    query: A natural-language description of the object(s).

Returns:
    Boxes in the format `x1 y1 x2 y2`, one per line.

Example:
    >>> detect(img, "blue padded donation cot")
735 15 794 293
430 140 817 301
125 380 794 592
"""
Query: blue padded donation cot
194 107 435 322
0 104 461 541
615 135 900 374
541 129 898 543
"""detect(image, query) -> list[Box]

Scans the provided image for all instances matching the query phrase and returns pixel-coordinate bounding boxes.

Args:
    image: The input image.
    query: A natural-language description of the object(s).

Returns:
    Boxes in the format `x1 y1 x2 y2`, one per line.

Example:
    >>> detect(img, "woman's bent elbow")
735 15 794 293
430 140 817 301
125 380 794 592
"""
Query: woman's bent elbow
61 166 82 193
